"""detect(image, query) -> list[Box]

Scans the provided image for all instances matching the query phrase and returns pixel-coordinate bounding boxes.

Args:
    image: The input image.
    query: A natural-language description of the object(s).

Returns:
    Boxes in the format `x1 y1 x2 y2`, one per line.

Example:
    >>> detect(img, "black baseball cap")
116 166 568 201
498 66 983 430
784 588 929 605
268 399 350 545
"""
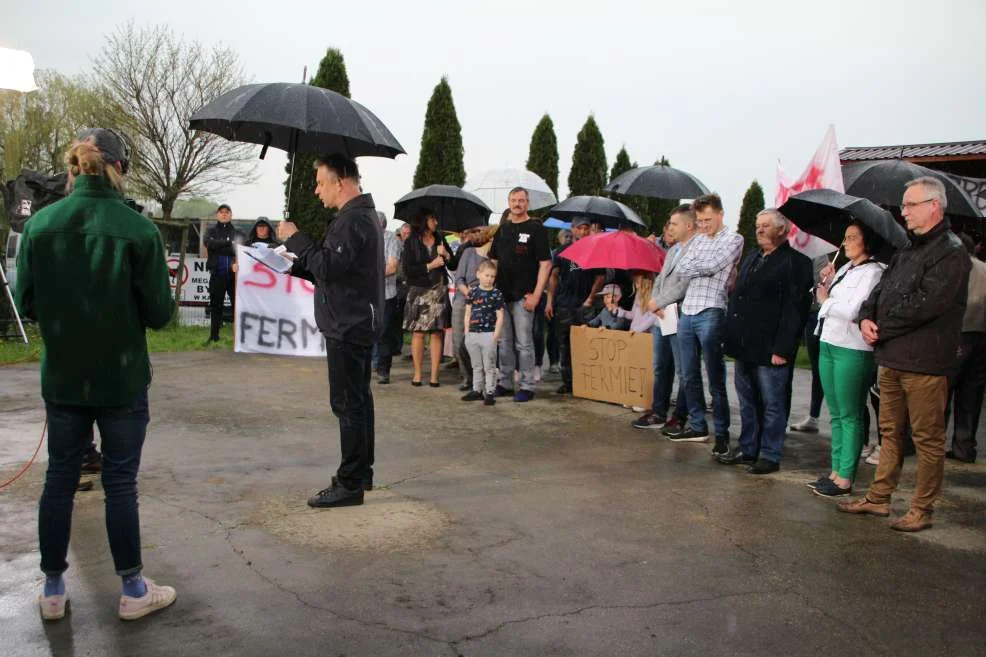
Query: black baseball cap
217 204 232 213
78 128 131 173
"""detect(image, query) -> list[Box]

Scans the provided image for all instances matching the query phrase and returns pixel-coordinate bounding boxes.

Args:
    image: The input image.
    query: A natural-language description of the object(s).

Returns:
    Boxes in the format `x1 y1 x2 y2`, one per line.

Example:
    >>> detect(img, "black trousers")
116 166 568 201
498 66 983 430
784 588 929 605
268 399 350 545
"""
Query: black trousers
375 297 405 377
326 338 375 489
804 309 824 417
208 272 235 338
947 332 986 461
557 305 587 389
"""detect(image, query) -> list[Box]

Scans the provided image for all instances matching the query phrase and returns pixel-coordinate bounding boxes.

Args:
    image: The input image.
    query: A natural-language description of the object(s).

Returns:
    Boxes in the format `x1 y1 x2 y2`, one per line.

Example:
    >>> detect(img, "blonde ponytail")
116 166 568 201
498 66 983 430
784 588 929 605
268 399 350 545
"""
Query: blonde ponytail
64 138 126 193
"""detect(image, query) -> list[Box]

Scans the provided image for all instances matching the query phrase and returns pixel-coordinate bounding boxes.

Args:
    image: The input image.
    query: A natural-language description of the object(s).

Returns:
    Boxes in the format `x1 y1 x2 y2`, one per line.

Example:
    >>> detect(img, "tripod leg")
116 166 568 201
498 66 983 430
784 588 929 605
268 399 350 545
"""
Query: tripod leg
0 266 28 344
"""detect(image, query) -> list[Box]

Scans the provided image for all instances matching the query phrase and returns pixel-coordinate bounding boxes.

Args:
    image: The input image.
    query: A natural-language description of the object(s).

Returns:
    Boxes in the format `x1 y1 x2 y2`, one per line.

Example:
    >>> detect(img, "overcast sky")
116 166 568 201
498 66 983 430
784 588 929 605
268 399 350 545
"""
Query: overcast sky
3 0 984 227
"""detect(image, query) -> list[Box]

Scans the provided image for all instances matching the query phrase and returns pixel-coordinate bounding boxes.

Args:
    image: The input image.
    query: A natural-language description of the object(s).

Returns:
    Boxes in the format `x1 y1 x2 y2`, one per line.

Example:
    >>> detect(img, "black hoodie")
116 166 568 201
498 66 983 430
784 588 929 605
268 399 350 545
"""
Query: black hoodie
248 219 279 246
284 194 385 346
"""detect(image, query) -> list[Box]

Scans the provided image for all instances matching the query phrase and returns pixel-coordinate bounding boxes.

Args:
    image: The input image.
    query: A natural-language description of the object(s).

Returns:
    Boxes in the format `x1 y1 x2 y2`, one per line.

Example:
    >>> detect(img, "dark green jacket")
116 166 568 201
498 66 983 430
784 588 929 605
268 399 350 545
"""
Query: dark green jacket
14 175 175 406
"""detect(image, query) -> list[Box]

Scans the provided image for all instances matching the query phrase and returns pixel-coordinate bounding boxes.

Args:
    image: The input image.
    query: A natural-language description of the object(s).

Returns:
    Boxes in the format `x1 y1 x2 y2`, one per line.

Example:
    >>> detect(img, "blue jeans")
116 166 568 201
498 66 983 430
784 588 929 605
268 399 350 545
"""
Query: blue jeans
677 308 729 437
40 391 149 577
734 360 792 463
326 338 375 489
497 301 536 392
651 327 684 419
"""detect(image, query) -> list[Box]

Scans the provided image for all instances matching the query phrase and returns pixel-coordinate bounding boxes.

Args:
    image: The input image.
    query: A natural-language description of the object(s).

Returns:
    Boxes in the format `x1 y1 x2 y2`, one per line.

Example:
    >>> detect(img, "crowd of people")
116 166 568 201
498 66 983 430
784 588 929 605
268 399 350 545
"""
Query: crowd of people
14 127 985 624
368 180 983 533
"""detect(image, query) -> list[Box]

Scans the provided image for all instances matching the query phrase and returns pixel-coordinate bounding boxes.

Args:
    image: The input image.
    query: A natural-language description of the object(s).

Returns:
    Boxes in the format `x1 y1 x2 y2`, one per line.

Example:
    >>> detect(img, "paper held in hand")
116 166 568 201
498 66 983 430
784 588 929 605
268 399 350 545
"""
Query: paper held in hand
241 244 295 274
659 303 678 336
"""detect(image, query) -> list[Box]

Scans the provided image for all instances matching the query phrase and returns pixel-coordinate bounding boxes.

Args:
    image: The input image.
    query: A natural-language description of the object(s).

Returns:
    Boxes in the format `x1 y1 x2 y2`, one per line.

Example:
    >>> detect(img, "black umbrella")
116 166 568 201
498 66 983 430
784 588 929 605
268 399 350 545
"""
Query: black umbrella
394 185 493 233
604 164 710 200
548 195 645 230
779 189 909 262
188 82 405 159
842 160 979 218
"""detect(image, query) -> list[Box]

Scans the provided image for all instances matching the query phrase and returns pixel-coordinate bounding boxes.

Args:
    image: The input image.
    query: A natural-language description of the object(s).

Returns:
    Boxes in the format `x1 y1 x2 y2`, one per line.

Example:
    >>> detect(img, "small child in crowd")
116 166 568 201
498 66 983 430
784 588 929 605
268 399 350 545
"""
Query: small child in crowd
613 271 658 333
587 284 629 329
463 260 505 405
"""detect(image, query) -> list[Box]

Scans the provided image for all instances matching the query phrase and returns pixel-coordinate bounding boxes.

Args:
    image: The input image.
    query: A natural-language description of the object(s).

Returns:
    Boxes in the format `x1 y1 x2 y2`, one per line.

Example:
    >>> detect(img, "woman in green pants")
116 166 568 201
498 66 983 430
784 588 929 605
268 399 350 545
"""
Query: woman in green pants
809 221 886 497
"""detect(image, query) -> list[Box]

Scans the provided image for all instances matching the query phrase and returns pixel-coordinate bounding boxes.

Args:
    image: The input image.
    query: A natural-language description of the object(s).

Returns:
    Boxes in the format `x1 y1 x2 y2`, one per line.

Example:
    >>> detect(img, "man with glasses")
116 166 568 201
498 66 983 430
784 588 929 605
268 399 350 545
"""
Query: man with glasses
839 177 971 532
662 194 744 457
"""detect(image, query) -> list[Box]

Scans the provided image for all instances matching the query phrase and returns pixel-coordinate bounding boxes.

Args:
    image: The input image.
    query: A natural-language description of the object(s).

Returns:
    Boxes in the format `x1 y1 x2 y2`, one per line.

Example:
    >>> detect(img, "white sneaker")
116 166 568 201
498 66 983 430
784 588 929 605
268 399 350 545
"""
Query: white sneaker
864 445 881 466
118 577 177 621
860 443 875 459
549 364 560 375
789 416 819 433
631 406 646 413
534 366 542 383
38 591 67 621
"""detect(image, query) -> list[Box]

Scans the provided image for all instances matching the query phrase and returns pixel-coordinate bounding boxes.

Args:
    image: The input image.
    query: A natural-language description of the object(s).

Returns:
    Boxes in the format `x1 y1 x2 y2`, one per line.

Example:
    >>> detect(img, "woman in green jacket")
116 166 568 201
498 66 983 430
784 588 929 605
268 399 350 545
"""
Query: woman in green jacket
16 128 178 621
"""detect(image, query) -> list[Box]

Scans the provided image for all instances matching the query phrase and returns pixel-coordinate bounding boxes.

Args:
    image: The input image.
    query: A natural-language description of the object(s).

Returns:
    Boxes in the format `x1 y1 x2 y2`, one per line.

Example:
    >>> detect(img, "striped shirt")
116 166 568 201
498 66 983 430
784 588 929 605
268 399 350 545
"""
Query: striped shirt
675 227 744 315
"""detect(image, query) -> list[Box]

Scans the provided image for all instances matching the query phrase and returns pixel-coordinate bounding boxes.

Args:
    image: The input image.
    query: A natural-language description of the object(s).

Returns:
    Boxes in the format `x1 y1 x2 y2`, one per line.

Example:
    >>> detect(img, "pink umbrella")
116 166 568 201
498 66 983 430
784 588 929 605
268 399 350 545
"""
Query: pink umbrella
559 231 665 272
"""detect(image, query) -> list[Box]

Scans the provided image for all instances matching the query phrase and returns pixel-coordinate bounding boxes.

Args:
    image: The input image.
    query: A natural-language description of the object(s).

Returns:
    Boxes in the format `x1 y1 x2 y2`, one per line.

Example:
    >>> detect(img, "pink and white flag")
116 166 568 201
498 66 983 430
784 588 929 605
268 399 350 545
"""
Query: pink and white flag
776 126 842 258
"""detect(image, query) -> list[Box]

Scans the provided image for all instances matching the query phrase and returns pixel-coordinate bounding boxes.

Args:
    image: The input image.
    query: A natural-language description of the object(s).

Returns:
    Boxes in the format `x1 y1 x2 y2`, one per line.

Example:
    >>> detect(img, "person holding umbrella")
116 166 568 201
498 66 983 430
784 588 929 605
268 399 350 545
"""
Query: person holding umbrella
402 209 455 387
808 221 886 496
838 177 971 531
278 154 384 509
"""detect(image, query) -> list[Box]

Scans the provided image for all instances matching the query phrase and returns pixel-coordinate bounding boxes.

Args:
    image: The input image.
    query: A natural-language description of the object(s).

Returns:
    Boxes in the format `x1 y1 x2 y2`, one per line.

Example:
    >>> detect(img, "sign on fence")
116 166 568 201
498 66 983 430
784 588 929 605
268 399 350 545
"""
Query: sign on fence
233 248 323 357
570 325 653 407
167 254 212 304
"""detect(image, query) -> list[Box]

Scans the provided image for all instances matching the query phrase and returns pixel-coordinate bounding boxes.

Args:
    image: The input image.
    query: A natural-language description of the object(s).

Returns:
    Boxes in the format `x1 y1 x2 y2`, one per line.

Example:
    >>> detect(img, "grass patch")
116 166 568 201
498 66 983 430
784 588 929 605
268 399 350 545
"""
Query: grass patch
0 325 234 366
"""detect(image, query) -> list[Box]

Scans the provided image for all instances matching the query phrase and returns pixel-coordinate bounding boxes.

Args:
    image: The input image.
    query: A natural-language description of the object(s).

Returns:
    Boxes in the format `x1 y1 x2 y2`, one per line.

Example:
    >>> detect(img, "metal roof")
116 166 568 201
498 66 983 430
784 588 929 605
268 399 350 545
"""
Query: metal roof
840 141 986 161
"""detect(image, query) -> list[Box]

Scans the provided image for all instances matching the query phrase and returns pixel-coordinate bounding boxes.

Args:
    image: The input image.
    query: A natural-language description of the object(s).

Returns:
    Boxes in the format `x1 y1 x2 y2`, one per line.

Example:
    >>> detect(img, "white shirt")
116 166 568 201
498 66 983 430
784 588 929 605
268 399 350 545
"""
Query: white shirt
816 260 885 351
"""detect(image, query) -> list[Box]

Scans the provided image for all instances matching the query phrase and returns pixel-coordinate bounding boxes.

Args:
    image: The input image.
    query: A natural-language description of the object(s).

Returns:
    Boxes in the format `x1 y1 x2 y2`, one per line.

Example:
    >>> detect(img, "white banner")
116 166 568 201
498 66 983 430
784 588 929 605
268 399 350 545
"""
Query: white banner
234 248 325 357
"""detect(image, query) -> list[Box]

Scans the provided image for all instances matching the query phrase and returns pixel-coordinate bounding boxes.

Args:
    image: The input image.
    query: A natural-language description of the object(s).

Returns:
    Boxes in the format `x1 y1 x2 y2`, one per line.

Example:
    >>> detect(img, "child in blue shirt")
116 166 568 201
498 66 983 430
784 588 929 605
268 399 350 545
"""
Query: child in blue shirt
463 260 505 405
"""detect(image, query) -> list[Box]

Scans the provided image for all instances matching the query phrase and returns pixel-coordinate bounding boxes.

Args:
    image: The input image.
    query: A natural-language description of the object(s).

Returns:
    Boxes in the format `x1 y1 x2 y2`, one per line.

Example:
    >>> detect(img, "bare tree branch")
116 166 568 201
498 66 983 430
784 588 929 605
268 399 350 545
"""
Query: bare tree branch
88 22 257 218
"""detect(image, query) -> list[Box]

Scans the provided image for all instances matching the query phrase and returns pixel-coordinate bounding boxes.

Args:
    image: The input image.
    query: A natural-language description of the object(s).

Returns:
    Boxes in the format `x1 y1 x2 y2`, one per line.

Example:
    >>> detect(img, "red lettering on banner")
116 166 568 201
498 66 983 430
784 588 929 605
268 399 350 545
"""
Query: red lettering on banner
243 262 277 288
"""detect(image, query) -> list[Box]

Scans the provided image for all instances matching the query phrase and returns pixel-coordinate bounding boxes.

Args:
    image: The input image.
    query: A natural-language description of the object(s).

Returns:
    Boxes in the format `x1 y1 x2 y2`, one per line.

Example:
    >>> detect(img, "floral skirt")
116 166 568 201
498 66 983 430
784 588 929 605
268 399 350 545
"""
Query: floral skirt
403 283 451 332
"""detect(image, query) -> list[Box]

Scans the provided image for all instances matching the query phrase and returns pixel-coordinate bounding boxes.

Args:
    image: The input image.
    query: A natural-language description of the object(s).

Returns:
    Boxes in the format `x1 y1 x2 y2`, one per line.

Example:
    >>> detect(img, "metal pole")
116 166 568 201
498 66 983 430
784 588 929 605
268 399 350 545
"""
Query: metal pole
284 65 308 221
0 265 28 344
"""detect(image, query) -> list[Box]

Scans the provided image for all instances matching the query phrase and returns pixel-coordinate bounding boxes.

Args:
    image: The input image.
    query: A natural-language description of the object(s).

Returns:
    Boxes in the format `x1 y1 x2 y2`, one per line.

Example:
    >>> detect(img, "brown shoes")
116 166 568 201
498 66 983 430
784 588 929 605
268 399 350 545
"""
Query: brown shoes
836 496 891 517
889 508 933 532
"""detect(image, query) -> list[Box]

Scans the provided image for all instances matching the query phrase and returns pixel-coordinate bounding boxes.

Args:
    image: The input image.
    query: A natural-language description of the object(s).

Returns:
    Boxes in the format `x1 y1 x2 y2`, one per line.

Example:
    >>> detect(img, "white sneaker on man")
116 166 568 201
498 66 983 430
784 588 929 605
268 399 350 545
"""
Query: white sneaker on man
789 416 819 433
864 445 881 466
118 577 177 620
860 443 875 459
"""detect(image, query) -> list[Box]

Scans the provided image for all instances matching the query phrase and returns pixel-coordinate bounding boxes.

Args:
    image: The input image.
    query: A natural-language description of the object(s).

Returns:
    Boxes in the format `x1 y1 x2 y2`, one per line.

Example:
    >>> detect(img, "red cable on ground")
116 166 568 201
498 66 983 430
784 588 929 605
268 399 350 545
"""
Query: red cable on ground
0 421 46 490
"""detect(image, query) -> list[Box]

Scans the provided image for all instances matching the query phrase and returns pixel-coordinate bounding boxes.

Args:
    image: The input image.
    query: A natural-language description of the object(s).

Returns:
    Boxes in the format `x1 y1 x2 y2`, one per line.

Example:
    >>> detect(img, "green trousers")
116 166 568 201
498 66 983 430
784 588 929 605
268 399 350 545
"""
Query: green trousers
818 342 875 480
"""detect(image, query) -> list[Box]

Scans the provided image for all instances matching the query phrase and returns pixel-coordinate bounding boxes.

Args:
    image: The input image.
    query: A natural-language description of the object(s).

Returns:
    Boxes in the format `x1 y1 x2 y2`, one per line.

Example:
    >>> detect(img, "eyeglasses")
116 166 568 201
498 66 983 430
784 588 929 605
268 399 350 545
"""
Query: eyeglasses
901 198 936 210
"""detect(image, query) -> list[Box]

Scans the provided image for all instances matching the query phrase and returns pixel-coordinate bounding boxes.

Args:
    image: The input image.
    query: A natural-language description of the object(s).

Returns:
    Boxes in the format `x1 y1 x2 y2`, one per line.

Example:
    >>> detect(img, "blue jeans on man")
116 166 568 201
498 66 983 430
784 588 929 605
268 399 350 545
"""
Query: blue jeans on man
734 360 792 464
40 391 149 577
498 300 536 392
677 308 729 438
651 327 686 421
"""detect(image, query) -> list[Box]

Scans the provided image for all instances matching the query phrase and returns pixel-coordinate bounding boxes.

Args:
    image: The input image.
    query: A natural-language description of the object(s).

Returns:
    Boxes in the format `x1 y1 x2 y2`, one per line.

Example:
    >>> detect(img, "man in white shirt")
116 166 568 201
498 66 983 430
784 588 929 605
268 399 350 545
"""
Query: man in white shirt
662 194 744 457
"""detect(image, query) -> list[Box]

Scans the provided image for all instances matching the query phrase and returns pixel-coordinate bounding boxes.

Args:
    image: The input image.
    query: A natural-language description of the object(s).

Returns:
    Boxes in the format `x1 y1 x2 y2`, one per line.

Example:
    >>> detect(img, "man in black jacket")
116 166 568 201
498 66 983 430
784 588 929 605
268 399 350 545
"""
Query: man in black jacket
839 177 971 532
278 154 384 509
716 209 812 474
204 204 243 341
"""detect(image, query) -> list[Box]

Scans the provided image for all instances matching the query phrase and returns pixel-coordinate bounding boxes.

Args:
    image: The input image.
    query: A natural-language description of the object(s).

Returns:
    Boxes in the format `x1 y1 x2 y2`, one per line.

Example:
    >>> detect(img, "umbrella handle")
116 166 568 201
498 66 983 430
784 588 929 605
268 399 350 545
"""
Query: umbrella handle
260 133 271 160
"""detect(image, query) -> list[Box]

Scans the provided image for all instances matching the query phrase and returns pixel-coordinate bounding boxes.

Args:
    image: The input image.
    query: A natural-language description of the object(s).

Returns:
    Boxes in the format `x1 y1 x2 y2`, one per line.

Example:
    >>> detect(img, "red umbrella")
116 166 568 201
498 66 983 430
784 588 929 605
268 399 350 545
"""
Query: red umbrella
559 231 665 272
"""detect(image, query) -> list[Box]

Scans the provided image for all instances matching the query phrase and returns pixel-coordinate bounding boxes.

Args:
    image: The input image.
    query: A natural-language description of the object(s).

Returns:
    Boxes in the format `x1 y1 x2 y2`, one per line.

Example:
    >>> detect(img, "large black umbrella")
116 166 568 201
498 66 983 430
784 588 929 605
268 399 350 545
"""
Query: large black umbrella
842 160 979 218
604 164 710 200
394 185 493 233
779 189 909 262
548 195 645 230
188 82 405 159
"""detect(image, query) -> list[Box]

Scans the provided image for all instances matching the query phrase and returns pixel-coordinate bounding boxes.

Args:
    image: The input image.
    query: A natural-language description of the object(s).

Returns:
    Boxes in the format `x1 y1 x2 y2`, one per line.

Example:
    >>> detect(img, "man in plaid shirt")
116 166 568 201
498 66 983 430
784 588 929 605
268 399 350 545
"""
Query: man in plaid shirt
662 194 744 456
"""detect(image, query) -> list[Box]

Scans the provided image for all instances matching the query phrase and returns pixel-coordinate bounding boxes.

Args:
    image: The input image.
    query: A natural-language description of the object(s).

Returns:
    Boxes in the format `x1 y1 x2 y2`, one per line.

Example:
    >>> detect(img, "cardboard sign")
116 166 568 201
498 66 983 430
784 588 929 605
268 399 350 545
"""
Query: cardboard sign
570 325 653 407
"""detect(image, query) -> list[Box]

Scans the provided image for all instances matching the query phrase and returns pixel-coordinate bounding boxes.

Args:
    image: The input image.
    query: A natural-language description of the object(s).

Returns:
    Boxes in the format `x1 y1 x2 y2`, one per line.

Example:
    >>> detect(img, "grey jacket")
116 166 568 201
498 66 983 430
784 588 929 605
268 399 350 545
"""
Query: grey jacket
963 256 986 333
650 237 695 310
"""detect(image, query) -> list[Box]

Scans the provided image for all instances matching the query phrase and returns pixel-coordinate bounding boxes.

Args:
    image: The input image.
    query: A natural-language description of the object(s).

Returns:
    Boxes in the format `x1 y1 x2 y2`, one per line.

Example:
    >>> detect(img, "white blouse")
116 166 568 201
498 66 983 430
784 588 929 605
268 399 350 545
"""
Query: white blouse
816 260 886 352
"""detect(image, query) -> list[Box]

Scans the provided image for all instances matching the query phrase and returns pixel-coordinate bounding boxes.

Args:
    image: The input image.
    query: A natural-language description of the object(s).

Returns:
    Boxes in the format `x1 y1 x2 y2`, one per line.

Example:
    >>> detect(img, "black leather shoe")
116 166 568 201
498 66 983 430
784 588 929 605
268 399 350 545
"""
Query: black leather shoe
749 458 780 475
308 481 364 508
494 385 513 397
945 450 975 464
715 448 756 465
332 475 372 492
